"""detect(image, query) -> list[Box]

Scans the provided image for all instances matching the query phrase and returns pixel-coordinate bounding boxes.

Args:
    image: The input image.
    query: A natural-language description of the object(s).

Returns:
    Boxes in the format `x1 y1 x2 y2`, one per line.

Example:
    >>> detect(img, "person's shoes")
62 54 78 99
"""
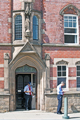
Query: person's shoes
60 111 64 114
25 109 29 111
57 112 62 114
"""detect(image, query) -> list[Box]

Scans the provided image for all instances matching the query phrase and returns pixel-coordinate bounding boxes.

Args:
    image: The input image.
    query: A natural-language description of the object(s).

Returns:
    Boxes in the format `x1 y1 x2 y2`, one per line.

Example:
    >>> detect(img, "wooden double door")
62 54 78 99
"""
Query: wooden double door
16 74 36 109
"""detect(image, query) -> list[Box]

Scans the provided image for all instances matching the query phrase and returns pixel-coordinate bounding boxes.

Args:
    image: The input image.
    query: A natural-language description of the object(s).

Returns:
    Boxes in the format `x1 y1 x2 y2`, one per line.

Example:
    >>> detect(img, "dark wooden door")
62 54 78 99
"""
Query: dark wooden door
16 74 31 109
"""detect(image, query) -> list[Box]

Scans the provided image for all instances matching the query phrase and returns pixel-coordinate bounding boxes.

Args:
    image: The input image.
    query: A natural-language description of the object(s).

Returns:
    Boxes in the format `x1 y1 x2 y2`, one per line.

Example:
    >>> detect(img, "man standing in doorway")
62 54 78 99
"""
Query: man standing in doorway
57 81 65 114
24 82 33 110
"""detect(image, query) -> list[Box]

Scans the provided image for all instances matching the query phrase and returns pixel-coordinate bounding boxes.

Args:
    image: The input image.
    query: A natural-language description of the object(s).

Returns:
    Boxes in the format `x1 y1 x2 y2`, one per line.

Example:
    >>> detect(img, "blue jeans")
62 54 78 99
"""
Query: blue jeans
25 94 32 110
57 95 63 113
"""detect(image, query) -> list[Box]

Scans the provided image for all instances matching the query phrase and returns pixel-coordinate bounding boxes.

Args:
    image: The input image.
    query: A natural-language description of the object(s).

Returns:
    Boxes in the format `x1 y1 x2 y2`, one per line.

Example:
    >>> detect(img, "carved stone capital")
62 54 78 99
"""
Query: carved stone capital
4 53 9 60
45 54 50 60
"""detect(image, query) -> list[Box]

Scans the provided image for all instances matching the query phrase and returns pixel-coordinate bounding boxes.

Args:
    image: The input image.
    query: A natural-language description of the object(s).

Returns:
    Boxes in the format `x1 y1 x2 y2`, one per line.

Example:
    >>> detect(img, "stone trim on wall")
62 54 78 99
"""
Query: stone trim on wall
13 12 25 43
0 78 4 81
56 60 68 65
0 64 4 67
60 4 80 16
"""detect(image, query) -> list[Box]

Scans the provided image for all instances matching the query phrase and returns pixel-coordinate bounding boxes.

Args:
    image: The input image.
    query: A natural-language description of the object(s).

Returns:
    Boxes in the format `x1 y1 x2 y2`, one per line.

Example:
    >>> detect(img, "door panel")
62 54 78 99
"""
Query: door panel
16 74 36 109
16 74 31 109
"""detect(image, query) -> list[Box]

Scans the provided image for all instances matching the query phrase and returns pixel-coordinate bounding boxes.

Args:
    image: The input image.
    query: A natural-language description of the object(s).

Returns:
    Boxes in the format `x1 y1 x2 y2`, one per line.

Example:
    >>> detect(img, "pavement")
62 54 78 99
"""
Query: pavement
0 110 80 120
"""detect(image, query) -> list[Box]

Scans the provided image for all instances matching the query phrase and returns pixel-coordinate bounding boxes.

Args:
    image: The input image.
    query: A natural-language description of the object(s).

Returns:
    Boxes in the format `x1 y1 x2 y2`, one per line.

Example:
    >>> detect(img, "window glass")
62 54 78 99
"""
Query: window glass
58 66 61 71
64 35 77 43
33 16 39 40
77 66 80 88
15 15 22 40
64 15 78 44
77 66 80 70
57 66 67 88
77 77 80 88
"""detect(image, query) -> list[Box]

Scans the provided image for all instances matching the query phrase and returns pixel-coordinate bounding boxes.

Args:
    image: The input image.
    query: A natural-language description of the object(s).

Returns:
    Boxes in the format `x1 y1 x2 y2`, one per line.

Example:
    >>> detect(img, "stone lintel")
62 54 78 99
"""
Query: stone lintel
42 43 80 47
20 0 34 2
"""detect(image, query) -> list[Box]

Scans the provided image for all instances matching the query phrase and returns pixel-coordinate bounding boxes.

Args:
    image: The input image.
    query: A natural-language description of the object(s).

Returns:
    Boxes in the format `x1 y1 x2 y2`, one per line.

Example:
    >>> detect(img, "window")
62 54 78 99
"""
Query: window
57 66 67 88
77 66 80 88
64 15 78 44
15 15 22 40
33 16 39 40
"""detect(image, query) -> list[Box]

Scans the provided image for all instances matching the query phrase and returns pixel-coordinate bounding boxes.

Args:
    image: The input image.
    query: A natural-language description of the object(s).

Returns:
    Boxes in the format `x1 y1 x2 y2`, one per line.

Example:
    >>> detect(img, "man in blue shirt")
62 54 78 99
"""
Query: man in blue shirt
57 81 65 114
24 82 33 110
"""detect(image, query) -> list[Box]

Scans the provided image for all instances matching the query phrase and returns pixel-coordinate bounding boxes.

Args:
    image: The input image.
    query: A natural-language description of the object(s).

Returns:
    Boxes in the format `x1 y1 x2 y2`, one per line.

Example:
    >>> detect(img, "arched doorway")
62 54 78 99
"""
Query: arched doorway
15 65 37 109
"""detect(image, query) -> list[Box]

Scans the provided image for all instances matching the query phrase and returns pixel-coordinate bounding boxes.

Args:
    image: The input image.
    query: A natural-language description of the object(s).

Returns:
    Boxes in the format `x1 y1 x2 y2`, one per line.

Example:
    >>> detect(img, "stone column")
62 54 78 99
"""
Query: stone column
45 53 50 89
4 53 9 91
40 69 46 111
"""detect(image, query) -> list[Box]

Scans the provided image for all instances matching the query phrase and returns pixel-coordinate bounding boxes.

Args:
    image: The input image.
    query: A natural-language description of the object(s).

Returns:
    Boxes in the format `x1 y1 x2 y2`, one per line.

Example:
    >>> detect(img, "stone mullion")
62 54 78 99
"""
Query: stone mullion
4 53 9 91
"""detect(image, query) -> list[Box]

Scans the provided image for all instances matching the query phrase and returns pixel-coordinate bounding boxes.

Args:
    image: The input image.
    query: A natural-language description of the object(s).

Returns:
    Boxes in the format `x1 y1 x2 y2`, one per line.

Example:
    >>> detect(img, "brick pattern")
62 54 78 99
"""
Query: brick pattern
43 47 80 64
50 80 57 88
68 67 76 77
42 0 80 44
0 0 11 43
0 81 4 89
50 67 57 77
0 68 4 77
33 0 42 11
13 0 22 10
69 80 76 88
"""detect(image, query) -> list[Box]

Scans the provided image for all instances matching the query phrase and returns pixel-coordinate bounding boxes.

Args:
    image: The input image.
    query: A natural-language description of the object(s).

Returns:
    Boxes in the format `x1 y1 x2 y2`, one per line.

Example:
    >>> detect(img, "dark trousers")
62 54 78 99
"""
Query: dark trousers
25 94 32 110
57 95 63 113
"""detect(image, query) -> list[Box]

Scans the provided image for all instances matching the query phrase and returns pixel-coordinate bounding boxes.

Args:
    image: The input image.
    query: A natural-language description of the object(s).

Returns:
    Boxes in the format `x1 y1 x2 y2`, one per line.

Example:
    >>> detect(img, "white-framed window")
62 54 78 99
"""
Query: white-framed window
77 66 80 89
57 65 68 89
64 14 78 44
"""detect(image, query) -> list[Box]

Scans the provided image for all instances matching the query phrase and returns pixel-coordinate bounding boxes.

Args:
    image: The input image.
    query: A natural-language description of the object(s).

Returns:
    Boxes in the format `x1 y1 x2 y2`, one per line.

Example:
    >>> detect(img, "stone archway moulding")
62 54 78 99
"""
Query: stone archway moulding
60 4 80 16
9 54 46 111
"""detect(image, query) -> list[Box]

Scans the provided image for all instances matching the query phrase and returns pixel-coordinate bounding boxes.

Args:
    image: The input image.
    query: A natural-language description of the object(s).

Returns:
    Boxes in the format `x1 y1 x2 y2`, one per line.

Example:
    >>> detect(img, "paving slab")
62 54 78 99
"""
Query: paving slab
0 110 80 120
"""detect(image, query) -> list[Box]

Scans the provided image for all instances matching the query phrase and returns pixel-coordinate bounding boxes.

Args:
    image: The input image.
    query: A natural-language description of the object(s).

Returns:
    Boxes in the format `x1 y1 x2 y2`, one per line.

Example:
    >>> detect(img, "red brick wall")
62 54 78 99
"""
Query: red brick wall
13 0 22 10
0 81 4 89
0 0 12 89
43 47 80 64
0 68 4 77
50 67 57 77
42 0 80 44
50 80 57 88
13 0 42 11
0 0 12 43
68 67 76 77
69 80 76 88
33 0 42 11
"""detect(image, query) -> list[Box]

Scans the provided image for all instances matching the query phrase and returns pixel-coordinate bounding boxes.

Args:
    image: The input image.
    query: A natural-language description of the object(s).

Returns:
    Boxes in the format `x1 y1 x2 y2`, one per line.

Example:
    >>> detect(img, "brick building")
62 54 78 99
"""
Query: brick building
0 0 80 113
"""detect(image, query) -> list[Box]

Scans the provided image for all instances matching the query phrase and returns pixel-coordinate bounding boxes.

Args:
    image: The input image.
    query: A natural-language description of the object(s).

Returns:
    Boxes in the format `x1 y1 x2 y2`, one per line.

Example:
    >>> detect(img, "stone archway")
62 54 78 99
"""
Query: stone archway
15 64 37 109
9 54 46 111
